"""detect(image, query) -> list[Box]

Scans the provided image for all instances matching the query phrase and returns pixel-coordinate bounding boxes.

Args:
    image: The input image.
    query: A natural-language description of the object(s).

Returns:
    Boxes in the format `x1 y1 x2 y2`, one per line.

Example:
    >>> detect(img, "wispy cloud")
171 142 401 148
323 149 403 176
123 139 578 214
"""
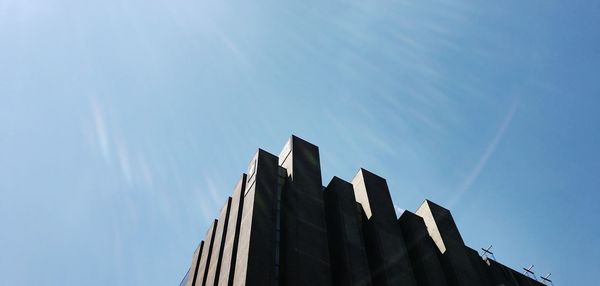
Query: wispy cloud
88 98 154 189
115 140 133 186
91 98 110 163
448 98 520 207
204 173 223 208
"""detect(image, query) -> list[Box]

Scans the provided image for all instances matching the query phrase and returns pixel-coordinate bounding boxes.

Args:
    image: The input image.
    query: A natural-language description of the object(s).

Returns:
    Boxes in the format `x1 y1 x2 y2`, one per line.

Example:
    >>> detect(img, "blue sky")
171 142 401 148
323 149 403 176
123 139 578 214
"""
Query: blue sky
1 0 599 285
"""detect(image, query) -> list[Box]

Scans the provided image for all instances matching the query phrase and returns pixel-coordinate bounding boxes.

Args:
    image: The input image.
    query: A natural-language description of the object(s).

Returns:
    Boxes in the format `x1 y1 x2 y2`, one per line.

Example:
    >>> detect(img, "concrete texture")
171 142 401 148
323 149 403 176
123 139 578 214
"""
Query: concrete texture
217 175 246 286
186 241 204 286
398 211 449 286
416 200 483 286
196 220 218 286
486 258 546 286
278 136 332 286
352 168 417 286
233 149 279 286
205 198 232 286
324 177 372 286
465 246 494 286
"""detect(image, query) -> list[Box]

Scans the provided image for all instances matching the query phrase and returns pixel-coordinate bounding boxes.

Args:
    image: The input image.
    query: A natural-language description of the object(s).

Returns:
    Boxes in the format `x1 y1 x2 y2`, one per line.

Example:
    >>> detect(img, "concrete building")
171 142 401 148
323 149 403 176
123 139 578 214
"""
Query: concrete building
180 136 547 286
324 177 372 286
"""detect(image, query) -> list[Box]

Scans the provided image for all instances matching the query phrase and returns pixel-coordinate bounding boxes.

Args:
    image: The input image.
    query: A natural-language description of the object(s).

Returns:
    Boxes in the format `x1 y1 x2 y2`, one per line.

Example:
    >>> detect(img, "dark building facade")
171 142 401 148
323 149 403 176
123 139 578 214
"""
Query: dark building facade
180 136 547 286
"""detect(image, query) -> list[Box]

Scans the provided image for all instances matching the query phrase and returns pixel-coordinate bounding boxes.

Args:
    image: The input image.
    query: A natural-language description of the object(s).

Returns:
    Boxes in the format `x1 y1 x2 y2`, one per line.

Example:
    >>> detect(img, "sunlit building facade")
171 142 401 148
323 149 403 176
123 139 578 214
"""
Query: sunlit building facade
180 135 546 286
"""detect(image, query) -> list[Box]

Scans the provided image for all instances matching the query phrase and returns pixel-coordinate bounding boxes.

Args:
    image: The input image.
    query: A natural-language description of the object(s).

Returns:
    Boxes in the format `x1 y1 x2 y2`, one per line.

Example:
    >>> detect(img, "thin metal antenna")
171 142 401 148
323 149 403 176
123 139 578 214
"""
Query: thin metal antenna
523 265 537 280
481 245 495 260
541 273 553 285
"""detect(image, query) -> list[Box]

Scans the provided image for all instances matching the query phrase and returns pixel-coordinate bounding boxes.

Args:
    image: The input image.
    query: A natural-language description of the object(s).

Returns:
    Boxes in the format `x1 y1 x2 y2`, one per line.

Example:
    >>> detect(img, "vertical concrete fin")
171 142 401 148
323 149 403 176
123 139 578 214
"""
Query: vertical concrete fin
206 198 233 286
398 211 449 286
188 241 205 286
217 174 246 286
415 200 483 286
196 220 218 286
351 168 397 223
415 200 447 253
351 169 417 286
278 135 332 286
278 135 323 193
324 177 373 286
234 149 279 286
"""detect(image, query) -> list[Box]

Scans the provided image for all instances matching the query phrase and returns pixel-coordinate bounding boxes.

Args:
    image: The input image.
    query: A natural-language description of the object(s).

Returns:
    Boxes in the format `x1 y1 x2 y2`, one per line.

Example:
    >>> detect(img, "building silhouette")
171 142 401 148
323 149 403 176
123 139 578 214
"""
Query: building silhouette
180 135 547 286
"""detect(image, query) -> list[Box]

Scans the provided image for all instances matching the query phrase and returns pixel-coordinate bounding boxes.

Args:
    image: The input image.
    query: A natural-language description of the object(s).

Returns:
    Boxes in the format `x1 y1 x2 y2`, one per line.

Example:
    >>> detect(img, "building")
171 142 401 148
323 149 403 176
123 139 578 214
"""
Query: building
180 135 547 286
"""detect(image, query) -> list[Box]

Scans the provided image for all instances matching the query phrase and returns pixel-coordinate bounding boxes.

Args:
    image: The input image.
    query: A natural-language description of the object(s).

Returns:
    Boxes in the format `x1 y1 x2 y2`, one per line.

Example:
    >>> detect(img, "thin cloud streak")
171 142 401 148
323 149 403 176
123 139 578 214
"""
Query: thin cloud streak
449 98 520 207
92 99 110 163
89 98 155 189
115 140 133 186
